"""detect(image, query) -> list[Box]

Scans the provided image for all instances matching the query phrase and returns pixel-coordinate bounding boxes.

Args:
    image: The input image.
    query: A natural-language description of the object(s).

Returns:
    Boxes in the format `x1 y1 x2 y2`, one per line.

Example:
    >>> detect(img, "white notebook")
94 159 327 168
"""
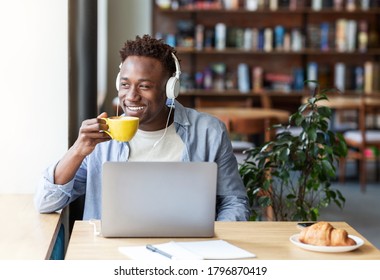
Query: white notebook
118 240 256 260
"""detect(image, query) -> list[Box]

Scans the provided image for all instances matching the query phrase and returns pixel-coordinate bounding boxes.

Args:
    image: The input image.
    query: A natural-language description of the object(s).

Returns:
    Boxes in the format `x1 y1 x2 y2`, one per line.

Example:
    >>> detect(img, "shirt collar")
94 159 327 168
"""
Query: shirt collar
172 99 190 127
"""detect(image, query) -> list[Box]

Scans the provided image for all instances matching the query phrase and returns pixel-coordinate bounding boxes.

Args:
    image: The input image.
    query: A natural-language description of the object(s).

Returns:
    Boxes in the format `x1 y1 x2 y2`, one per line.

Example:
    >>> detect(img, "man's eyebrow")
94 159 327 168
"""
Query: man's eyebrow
120 77 155 83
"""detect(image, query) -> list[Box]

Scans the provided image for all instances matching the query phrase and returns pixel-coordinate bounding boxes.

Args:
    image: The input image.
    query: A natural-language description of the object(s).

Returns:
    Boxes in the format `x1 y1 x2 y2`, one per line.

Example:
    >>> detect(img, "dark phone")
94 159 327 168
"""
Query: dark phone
297 222 315 228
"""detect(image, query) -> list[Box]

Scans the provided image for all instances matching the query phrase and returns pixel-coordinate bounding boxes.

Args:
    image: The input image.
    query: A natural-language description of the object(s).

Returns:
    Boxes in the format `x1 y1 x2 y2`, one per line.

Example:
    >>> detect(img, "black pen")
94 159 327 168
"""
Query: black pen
146 244 173 259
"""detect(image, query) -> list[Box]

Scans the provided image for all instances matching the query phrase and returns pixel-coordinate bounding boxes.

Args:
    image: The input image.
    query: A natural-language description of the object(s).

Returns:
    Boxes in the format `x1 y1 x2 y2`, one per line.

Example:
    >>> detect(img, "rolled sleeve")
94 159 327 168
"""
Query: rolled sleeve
216 195 251 221
34 161 82 213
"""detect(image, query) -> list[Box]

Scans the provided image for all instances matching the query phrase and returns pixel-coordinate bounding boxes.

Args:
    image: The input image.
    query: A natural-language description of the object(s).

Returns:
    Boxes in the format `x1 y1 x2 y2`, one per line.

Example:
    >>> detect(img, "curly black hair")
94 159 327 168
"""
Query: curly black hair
119 34 177 77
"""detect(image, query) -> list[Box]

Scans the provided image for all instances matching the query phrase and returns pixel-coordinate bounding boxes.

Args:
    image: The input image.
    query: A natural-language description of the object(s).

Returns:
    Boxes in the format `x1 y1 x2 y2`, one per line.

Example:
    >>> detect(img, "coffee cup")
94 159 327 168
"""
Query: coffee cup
102 116 139 142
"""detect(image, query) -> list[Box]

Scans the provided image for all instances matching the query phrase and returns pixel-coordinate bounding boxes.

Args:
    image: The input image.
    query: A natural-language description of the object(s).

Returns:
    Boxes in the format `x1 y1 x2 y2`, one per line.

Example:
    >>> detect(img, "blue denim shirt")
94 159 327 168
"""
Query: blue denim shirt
34 101 250 221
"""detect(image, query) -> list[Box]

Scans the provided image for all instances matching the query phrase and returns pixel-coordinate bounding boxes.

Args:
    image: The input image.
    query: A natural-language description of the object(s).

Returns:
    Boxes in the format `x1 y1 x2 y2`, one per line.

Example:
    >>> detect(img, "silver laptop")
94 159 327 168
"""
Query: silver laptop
101 161 217 238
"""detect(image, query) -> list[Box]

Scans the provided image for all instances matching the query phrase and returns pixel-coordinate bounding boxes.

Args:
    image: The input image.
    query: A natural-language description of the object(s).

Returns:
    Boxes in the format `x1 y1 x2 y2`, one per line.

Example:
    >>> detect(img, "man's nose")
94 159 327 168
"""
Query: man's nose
125 86 140 100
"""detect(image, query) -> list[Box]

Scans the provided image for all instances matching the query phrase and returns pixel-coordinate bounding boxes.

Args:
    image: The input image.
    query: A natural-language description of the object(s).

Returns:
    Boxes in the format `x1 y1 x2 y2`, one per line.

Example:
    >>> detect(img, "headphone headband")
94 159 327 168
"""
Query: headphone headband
171 53 181 79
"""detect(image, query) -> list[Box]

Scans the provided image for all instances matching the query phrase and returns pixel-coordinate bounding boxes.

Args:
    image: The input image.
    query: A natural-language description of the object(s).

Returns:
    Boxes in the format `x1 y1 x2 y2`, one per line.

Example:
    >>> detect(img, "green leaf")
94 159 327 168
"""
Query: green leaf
321 160 335 177
307 128 317 141
258 196 272 207
317 106 332 118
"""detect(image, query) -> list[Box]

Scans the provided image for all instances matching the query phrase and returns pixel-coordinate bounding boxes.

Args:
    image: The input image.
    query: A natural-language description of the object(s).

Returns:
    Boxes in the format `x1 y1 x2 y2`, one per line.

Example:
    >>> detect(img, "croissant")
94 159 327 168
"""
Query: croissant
299 222 356 246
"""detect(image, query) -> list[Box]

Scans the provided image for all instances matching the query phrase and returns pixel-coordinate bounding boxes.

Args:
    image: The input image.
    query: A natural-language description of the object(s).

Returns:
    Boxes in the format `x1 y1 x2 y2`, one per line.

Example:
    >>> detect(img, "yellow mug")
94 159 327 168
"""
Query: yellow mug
102 116 139 142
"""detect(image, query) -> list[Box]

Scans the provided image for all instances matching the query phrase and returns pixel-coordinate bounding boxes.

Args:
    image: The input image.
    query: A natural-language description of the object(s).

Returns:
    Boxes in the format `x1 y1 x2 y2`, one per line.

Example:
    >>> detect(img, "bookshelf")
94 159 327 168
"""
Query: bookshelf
152 0 380 111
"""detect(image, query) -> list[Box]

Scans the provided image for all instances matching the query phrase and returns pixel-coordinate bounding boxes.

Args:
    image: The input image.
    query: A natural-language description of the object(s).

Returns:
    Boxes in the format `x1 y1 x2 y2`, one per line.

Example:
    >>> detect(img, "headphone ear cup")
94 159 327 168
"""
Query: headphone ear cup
115 72 120 91
166 77 180 99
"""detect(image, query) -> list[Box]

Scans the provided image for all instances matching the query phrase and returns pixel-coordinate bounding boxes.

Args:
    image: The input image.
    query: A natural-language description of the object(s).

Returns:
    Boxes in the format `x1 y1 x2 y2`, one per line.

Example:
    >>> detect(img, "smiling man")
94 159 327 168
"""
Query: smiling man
34 35 250 221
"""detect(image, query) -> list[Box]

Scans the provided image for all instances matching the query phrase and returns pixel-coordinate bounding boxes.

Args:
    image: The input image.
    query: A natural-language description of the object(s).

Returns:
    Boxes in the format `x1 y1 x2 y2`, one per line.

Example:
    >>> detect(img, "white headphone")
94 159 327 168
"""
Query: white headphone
115 52 181 99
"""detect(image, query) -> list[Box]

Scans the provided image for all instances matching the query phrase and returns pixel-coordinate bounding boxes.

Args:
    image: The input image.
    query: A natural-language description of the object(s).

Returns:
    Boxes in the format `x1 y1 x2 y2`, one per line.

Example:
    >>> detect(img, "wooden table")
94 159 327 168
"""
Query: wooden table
198 107 290 142
310 96 380 110
65 220 380 260
0 194 65 259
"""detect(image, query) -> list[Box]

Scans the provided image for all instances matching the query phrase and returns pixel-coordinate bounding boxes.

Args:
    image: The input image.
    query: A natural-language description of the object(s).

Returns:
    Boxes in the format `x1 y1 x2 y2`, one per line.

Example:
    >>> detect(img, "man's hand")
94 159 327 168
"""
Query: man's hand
54 112 112 185
72 112 111 157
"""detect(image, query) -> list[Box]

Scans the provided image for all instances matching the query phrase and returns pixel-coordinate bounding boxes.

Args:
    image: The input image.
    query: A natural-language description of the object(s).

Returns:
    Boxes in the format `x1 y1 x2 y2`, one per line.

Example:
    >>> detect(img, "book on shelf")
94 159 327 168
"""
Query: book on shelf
269 0 278 10
258 28 265 51
245 0 258 11
365 61 380 93
165 34 176 47
307 62 318 89
222 0 239 10
225 71 236 90
203 67 213 90
346 20 357 52
346 0 356 11
291 28 303 51
237 63 250 93
252 66 264 91
274 25 285 51
358 20 368 53
243 28 253 50
320 22 330 51
318 64 331 89
364 61 373 94
322 0 333 8
279 0 291 8
160 0 376 10
333 0 343 10
236 28 245 49
211 62 227 91
354 66 364 91
373 62 380 92
195 24 204 50
204 28 214 49
345 64 356 91
195 71 204 89
227 27 244 48
265 72 293 92
293 67 304 91
283 32 291 51
263 28 273 52
252 28 259 51
307 24 320 50
190 0 223 10
289 0 305 10
360 0 370 10
335 18 347 52
311 0 322 11
215 23 226 50
257 0 266 10
155 0 171 9
176 20 195 48
226 27 237 48
334 62 346 91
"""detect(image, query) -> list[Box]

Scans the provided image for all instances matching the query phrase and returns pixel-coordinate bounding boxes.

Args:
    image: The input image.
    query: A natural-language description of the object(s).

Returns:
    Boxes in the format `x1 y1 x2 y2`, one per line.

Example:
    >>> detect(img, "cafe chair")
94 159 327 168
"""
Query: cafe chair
194 96 255 153
339 96 380 192
301 96 359 133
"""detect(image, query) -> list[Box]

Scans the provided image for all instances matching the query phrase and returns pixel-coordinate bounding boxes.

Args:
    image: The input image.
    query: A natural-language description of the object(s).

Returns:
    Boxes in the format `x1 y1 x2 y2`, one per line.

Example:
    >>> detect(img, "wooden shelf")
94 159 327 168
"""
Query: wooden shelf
152 1 380 112
158 7 380 15
177 47 380 55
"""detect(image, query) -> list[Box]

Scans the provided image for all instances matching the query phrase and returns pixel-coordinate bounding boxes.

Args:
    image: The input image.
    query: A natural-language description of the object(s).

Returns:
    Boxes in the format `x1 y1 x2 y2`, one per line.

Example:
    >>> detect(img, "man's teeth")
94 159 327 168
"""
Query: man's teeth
127 106 144 111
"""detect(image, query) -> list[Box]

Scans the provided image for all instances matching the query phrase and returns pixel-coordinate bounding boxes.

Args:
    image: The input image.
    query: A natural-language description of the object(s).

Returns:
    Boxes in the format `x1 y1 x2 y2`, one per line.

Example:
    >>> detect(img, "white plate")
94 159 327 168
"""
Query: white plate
289 234 364 253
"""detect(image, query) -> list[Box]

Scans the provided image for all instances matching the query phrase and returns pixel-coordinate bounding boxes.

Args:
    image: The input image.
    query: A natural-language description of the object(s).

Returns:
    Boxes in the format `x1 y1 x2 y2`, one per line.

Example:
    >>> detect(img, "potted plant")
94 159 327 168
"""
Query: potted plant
239 83 348 221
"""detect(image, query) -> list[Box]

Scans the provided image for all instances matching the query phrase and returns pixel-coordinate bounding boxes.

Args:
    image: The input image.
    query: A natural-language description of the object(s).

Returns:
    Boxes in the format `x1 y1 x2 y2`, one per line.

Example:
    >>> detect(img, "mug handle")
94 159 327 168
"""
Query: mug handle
101 118 114 139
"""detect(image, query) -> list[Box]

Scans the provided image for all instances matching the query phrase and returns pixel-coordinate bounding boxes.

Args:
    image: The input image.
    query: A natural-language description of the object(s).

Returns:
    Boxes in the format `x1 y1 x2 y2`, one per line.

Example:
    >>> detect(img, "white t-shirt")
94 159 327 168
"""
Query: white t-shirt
128 123 184 161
